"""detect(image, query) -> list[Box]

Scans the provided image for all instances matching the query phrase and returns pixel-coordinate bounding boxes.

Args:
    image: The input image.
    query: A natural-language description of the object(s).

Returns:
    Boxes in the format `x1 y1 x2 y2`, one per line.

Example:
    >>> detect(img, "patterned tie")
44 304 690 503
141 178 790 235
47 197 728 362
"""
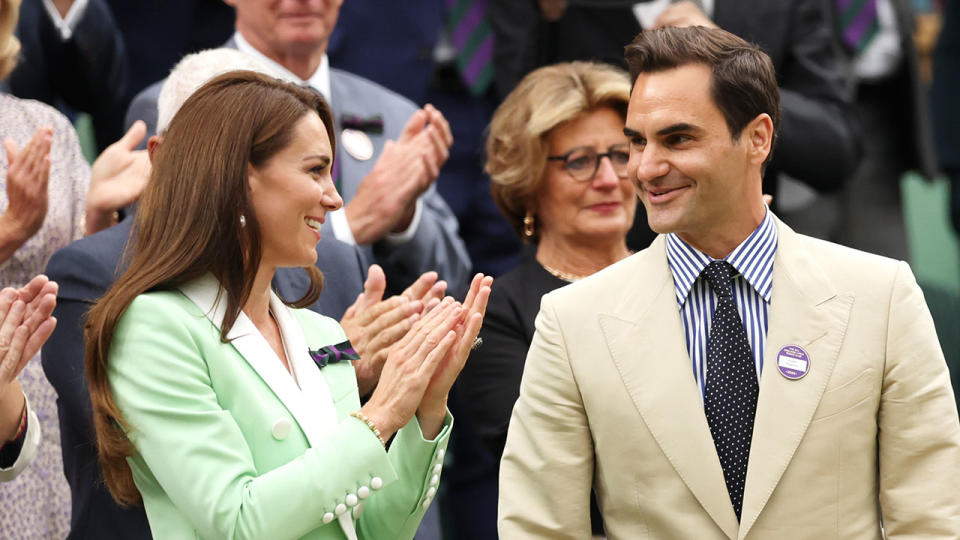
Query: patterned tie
701 261 759 520
446 0 495 96
837 0 880 53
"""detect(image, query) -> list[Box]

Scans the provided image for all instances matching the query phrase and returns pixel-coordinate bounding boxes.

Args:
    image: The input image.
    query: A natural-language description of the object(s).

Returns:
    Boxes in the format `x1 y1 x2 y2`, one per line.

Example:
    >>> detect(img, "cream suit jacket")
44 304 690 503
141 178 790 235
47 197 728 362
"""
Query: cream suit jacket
499 218 960 539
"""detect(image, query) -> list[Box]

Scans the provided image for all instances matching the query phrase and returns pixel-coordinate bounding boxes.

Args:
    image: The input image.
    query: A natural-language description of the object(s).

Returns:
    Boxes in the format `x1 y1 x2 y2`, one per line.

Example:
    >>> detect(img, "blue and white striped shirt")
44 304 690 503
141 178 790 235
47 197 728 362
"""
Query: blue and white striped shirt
665 210 778 400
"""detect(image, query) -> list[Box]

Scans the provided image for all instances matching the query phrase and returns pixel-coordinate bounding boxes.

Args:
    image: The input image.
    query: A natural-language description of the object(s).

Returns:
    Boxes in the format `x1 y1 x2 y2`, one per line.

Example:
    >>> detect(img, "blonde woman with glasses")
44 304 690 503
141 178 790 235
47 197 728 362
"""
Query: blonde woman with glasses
459 61 635 537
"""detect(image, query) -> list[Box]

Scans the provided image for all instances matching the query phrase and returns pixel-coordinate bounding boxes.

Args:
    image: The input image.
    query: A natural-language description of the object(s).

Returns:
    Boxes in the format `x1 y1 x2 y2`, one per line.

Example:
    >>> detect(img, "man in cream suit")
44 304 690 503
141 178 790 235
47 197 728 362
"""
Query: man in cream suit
499 26 960 538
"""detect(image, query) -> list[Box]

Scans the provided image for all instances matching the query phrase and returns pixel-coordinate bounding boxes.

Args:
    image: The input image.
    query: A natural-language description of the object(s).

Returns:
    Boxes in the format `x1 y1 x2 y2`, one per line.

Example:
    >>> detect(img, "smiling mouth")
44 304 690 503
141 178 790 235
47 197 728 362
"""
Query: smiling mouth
648 186 685 196
305 217 323 232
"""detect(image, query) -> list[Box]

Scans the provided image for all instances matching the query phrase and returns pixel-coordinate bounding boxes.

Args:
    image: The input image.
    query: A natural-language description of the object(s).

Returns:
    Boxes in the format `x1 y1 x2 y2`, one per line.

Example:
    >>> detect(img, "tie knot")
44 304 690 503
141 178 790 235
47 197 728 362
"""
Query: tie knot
702 260 735 298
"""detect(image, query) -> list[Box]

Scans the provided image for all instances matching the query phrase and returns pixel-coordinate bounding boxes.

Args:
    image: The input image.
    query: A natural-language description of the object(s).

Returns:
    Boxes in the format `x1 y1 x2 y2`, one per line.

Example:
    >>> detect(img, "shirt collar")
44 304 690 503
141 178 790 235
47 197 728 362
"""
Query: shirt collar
665 208 778 308
232 31 331 102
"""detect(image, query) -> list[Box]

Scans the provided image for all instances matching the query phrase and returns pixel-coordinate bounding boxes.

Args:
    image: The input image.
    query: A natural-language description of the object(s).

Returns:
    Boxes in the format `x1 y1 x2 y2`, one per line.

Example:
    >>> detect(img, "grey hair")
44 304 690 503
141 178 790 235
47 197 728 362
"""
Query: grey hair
157 48 282 134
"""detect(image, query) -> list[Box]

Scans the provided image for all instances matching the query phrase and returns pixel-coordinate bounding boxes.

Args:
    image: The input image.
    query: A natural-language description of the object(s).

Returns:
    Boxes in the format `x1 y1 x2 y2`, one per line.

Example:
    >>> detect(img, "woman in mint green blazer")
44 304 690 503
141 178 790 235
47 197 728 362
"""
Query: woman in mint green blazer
83 71 491 540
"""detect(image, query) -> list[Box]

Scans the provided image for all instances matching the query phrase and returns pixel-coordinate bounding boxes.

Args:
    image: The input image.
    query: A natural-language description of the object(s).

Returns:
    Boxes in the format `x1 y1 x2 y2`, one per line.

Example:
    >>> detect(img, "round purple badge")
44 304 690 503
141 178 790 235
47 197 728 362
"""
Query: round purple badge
776 345 810 380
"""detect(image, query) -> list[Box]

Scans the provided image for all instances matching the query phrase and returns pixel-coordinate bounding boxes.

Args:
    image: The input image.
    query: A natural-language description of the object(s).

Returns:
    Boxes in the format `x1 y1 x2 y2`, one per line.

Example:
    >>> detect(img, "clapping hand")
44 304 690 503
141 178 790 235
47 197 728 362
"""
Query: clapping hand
341 265 447 397
0 275 57 441
344 104 453 244
1 127 52 250
85 121 151 234
416 273 492 438
358 273 492 442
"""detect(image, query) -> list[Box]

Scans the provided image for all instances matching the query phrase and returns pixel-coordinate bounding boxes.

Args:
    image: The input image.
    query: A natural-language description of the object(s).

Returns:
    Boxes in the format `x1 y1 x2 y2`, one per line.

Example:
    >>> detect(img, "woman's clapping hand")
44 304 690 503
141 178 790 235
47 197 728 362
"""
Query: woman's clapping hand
358 274 492 442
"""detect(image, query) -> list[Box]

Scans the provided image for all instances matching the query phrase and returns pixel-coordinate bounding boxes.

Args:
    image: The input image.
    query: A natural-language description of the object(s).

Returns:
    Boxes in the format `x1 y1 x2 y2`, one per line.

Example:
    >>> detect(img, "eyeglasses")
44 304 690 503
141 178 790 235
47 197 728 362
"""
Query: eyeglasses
546 144 630 182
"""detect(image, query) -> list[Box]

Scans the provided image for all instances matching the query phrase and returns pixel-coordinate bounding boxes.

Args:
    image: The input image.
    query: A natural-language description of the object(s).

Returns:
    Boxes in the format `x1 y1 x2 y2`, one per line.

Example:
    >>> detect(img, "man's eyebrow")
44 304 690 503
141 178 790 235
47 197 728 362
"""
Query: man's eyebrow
656 123 700 136
623 127 641 138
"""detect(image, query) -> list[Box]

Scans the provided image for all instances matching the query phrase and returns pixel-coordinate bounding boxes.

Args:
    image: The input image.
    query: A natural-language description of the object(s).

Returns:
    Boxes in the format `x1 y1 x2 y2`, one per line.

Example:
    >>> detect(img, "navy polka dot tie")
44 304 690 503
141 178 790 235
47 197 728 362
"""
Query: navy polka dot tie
702 260 758 520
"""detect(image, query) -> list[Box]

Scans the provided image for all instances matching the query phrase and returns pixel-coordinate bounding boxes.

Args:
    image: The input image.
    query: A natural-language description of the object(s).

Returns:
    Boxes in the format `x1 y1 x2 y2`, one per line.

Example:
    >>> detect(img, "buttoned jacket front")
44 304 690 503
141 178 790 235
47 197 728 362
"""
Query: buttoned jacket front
108 275 450 539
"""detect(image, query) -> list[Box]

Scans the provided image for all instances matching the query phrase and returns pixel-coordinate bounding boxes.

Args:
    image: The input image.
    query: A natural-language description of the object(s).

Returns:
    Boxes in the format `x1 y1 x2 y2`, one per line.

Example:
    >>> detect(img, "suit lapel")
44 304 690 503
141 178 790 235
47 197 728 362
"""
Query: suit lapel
178 275 334 450
738 219 854 538
600 238 740 539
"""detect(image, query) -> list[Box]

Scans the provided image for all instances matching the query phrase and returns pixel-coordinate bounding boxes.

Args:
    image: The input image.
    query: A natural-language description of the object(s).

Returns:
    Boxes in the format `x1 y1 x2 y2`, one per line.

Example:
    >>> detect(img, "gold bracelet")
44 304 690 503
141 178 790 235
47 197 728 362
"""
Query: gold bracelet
350 410 386 447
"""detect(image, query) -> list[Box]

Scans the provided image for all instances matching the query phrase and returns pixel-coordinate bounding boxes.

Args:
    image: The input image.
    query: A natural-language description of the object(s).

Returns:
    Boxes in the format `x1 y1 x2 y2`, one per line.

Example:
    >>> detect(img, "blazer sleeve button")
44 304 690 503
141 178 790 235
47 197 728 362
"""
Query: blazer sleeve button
357 486 370 498
371 477 383 490
322 512 335 524
346 493 359 506
335 503 347 515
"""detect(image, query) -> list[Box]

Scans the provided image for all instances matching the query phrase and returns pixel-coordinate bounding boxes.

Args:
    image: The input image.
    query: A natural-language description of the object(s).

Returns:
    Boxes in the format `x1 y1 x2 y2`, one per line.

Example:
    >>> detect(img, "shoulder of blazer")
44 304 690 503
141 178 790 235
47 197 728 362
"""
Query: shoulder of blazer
543 237 670 309
779 226 903 289
330 67 416 110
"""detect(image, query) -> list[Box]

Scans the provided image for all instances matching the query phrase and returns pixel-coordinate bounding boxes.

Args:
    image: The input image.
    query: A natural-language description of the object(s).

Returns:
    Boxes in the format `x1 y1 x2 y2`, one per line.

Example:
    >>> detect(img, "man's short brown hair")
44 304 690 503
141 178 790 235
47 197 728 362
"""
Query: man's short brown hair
625 26 781 165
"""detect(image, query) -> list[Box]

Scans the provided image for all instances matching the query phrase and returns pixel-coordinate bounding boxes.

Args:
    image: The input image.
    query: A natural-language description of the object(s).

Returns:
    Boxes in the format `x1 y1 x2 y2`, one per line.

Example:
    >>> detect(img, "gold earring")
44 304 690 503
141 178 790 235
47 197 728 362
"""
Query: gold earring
523 212 535 238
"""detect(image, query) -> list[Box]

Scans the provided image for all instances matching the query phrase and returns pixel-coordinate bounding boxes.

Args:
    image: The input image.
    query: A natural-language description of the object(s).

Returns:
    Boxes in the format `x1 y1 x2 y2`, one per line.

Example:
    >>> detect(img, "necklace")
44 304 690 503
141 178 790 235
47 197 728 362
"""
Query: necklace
540 262 590 283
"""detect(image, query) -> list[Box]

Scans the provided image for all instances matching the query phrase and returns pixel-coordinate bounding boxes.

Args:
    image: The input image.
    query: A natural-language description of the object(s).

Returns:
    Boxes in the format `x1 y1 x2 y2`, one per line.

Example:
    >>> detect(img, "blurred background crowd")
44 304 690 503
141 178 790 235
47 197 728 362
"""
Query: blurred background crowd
0 0 957 538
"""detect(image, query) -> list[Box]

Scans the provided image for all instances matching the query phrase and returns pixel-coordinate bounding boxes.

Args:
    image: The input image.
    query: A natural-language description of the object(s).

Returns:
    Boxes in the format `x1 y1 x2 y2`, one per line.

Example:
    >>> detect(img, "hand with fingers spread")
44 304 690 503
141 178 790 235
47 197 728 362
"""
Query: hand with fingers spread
416 273 493 437
0 127 53 263
0 275 58 442
344 104 454 244
85 121 151 234
358 298 464 443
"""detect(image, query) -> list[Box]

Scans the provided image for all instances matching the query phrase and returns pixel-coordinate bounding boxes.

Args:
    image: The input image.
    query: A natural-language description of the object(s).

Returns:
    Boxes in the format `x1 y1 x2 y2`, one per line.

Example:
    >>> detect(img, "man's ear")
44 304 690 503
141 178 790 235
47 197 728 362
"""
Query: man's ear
745 113 774 166
147 135 162 163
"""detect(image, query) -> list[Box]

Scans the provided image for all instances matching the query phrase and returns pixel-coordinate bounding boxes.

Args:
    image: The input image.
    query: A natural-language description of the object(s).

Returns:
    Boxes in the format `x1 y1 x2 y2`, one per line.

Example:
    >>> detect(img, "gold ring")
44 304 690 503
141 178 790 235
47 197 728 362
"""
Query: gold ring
470 336 483 351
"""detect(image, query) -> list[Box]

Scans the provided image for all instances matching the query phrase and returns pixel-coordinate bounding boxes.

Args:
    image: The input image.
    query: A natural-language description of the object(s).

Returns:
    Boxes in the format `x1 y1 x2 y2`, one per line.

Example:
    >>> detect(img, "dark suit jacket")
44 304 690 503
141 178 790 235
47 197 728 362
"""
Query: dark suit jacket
103 0 235 100
40 216 365 539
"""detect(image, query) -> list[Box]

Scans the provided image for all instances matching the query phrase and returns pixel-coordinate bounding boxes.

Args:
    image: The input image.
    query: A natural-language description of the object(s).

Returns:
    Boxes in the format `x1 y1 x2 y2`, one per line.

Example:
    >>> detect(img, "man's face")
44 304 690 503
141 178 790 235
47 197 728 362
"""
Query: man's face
227 0 343 57
624 63 761 250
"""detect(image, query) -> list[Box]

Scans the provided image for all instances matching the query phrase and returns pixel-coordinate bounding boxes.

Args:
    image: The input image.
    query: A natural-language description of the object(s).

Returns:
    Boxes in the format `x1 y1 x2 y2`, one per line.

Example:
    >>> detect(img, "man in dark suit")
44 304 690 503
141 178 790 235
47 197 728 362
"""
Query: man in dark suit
489 0 861 250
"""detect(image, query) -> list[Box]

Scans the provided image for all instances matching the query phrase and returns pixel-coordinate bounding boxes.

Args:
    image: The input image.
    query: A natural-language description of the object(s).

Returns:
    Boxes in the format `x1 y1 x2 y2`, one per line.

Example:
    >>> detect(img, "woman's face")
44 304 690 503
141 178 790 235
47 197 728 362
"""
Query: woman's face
248 111 342 269
534 107 637 247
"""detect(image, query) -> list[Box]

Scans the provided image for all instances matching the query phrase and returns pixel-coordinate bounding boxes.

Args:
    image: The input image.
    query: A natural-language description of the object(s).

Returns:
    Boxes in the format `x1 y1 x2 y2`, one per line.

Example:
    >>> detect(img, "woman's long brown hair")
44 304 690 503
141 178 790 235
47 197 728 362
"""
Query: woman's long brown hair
84 71 337 505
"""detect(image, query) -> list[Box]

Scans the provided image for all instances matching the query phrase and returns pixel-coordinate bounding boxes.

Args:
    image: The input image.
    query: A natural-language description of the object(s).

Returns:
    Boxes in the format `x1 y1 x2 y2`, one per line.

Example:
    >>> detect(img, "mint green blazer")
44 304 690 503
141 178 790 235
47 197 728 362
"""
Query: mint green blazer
107 275 451 539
